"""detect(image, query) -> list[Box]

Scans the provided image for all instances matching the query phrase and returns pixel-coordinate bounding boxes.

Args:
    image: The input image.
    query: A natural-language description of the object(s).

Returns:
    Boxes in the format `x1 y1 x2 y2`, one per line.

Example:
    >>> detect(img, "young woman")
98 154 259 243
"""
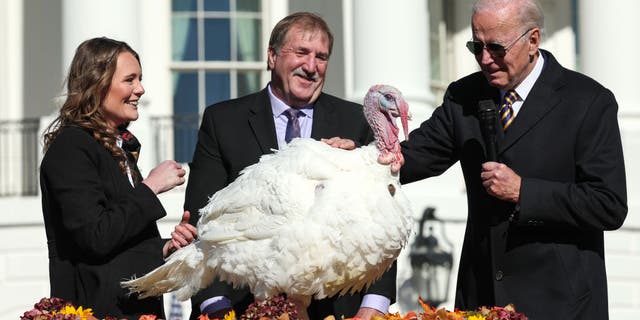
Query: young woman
40 37 196 319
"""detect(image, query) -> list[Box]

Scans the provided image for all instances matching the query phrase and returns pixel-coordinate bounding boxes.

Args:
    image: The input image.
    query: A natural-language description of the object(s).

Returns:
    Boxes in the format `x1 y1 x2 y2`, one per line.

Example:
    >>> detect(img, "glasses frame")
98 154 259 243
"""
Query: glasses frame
466 28 534 58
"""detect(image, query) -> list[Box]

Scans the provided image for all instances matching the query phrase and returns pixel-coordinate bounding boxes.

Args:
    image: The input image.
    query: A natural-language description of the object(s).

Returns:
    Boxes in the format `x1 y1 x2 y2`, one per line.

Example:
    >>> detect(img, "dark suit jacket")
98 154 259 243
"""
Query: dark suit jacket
40 126 167 319
184 87 396 320
399 50 627 320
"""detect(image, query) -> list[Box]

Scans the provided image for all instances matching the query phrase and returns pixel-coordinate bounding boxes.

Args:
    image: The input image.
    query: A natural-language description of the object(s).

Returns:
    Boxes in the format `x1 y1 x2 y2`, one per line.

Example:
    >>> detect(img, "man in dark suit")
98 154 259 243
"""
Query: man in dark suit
183 12 395 320
394 0 627 319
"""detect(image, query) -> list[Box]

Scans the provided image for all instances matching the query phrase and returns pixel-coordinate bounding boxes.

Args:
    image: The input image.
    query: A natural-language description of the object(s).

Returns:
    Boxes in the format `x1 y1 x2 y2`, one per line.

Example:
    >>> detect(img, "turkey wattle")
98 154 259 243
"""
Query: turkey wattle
122 84 414 306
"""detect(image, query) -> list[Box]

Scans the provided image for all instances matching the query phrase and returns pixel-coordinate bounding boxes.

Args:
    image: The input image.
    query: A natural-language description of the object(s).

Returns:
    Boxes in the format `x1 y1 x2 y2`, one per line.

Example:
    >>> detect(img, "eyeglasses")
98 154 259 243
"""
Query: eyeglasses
466 28 533 58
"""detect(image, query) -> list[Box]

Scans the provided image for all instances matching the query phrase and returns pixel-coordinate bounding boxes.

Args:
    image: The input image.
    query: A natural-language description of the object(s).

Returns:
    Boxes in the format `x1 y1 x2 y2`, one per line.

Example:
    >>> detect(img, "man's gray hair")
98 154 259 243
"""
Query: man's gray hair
472 0 544 35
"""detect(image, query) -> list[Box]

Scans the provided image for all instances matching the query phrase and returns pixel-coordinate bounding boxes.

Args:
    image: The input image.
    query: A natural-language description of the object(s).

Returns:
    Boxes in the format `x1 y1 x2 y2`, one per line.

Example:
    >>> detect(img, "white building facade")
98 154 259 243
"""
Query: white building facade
1 0 639 319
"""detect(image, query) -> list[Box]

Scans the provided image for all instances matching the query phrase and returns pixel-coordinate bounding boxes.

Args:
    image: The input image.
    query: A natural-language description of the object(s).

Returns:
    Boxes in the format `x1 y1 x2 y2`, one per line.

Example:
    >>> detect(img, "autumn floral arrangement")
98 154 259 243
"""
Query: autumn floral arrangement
224 296 527 320
20 296 296 320
198 295 299 320
239 295 299 320
378 298 527 320
22 296 526 320
21 297 157 320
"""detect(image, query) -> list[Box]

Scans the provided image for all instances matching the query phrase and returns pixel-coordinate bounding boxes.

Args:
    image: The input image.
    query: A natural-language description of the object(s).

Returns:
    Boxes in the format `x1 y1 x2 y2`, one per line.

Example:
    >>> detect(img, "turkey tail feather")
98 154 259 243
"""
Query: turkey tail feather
121 242 207 301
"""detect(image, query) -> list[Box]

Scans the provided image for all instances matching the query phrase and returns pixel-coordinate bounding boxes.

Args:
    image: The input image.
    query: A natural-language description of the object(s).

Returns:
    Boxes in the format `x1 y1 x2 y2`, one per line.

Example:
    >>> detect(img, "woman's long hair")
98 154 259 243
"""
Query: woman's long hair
43 37 140 179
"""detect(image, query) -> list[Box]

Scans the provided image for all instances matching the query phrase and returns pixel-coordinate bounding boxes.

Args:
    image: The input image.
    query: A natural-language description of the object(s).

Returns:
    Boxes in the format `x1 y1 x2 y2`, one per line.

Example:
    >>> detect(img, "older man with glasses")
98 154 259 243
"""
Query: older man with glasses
385 0 627 319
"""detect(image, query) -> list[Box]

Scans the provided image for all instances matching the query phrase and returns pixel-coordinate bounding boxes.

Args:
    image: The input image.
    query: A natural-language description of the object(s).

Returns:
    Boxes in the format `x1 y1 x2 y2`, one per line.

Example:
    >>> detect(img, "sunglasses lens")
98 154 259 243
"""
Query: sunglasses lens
466 41 483 55
486 43 506 57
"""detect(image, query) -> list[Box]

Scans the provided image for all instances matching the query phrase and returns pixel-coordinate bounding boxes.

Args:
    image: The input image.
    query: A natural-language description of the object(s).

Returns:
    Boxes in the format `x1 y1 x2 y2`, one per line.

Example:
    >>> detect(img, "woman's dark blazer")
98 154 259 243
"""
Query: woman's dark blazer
40 126 167 319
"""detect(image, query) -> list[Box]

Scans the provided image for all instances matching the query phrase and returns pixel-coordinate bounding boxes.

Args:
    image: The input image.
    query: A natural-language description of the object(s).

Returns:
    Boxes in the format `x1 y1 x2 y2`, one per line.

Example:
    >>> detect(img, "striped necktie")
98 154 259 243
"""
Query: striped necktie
500 90 519 131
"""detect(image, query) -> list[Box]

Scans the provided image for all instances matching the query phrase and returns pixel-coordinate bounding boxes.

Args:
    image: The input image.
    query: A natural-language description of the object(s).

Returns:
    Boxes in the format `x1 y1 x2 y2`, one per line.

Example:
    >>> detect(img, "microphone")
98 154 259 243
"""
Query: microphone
478 100 498 162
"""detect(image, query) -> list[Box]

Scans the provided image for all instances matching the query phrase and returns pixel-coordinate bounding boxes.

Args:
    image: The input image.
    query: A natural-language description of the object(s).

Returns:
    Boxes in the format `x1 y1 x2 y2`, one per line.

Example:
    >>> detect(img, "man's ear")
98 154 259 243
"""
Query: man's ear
528 28 541 55
267 47 277 70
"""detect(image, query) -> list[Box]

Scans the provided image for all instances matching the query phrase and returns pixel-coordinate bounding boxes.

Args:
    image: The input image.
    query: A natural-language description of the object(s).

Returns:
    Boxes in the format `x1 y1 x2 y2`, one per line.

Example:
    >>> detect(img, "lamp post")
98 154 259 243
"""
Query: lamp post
407 207 453 308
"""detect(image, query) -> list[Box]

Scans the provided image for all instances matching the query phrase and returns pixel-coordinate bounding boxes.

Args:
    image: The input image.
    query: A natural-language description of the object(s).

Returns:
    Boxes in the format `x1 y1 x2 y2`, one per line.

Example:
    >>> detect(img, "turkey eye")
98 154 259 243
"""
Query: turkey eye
388 184 396 196
384 94 395 102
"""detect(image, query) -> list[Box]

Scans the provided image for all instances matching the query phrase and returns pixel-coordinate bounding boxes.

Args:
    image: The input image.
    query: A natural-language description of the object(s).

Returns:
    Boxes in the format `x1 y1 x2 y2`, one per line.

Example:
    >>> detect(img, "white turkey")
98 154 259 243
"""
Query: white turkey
122 84 414 308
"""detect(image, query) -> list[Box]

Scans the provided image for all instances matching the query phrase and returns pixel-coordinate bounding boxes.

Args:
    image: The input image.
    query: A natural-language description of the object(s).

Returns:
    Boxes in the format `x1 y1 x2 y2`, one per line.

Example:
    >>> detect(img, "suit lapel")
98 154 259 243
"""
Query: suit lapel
248 89 279 153
499 51 565 155
246 91 341 147
310 93 337 139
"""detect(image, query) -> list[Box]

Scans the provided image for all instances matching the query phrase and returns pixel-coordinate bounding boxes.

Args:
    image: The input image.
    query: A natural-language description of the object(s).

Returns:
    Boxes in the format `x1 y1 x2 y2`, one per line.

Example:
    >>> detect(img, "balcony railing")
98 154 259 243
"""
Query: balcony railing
0 118 40 196
149 113 200 164
0 115 201 197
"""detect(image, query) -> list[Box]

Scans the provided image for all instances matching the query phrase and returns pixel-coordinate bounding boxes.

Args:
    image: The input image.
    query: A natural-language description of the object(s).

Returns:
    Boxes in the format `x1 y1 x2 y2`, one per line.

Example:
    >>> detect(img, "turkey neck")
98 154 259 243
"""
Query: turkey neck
368 110 400 155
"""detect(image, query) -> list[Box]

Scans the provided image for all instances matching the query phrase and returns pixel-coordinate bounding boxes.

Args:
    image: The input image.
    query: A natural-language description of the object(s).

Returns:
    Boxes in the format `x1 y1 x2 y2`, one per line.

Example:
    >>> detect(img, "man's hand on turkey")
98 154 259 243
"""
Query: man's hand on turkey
321 137 356 150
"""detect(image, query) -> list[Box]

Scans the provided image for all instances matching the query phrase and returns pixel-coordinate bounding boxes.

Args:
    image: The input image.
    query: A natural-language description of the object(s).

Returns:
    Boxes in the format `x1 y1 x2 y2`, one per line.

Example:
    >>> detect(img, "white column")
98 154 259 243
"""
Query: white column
578 0 639 115
450 0 478 79
0 0 23 120
264 0 289 85
0 0 24 194
62 0 142 74
579 2 640 319
130 0 172 177
538 0 576 69
347 0 434 119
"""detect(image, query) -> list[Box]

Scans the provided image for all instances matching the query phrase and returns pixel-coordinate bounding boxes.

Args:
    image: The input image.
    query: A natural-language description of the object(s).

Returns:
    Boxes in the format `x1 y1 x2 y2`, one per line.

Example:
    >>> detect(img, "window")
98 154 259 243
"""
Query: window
428 0 451 99
171 0 265 162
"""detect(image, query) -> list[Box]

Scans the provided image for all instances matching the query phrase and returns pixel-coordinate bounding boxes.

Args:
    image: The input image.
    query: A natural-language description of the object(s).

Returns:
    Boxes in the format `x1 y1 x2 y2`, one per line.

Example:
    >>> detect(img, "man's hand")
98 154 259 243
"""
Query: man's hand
480 161 521 202
321 137 356 150
376 151 403 175
354 307 384 320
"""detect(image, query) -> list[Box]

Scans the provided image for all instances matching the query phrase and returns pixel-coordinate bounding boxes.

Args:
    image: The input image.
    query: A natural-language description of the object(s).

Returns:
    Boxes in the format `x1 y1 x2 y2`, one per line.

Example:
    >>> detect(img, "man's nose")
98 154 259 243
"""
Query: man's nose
302 54 317 72
479 48 495 65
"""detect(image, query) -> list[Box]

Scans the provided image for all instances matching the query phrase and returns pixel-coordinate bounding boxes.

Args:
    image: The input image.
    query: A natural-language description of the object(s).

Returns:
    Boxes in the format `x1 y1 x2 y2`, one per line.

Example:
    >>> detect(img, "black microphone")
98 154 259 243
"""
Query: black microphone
478 100 498 162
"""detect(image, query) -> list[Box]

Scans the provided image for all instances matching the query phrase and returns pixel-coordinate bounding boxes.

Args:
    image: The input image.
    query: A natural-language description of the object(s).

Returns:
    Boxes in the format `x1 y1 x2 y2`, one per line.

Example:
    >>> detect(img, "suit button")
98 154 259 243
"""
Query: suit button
495 270 504 281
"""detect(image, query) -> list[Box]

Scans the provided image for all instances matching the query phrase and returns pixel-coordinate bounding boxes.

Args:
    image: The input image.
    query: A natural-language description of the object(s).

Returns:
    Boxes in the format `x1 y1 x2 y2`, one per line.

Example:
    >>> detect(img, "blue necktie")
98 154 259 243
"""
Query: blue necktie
284 108 301 143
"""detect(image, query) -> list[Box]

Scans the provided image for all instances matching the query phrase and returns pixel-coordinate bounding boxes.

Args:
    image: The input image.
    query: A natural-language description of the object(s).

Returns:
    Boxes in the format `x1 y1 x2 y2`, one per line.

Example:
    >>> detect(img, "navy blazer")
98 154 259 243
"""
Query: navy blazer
183 87 397 320
40 126 167 319
400 50 627 320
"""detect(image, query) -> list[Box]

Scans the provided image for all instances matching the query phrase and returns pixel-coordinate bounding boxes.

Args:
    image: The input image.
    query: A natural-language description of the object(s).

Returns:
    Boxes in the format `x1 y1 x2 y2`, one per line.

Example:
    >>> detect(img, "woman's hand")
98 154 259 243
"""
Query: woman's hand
163 211 198 258
142 160 186 194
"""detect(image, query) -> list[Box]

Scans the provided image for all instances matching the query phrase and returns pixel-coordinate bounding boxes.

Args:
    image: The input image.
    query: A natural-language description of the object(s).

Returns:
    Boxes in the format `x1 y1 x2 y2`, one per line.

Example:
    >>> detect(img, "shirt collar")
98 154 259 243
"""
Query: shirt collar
502 50 545 101
268 83 314 118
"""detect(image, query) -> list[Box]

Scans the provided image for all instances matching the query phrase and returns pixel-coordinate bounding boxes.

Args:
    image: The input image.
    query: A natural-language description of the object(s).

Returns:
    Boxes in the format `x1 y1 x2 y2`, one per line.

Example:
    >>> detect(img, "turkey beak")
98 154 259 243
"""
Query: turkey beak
399 99 410 141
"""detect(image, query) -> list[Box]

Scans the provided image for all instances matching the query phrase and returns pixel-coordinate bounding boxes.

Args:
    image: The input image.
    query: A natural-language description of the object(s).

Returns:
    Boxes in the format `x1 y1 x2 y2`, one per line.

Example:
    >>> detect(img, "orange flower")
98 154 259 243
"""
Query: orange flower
54 305 94 320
